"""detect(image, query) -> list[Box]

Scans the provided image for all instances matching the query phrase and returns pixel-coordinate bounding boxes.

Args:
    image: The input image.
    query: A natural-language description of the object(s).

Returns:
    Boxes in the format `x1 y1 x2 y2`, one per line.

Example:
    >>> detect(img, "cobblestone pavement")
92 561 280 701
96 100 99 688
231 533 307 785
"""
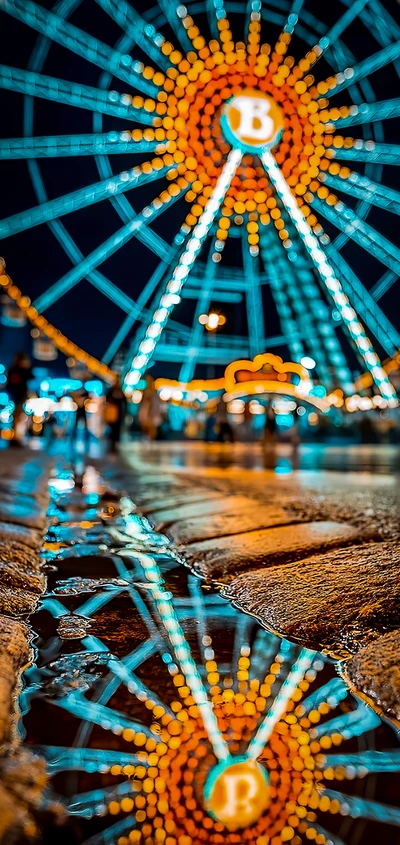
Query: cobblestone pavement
0 448 51 842
117 442 400 721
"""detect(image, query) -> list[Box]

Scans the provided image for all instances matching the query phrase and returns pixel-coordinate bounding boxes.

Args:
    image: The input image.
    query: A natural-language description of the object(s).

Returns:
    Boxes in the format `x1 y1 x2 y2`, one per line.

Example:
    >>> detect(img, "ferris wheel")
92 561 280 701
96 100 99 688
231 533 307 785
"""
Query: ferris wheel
0 0 399 404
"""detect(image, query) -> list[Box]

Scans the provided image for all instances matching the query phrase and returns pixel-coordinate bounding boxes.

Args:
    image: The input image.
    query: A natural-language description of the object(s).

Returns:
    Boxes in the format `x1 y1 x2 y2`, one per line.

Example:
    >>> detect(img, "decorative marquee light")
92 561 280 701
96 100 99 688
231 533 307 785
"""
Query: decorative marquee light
154 354 330 411
0 272 116 382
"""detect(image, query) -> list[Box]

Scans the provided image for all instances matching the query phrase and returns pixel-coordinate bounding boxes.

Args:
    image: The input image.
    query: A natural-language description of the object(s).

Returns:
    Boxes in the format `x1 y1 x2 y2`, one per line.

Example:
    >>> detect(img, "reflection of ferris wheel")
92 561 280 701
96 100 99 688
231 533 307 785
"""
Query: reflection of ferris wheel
0 0 400 401
31 543 400 845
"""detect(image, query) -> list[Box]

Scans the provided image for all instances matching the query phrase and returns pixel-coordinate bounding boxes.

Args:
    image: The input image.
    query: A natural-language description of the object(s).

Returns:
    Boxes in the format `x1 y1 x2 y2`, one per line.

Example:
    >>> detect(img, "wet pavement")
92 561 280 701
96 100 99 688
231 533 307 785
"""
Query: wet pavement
0 441 399 844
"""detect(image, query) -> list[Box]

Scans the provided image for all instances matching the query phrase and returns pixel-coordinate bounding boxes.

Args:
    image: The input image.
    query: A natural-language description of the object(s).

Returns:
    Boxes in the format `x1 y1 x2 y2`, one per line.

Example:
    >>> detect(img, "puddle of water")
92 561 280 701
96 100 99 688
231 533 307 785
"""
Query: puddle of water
17 463 400 845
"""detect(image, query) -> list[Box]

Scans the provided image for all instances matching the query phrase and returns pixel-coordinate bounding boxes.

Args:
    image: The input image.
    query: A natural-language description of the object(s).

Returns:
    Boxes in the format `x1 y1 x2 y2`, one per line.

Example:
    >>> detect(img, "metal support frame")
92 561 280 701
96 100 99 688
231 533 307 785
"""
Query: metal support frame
0 133 162 160
178 244 218 384
0 0 158 96
0 64 152 122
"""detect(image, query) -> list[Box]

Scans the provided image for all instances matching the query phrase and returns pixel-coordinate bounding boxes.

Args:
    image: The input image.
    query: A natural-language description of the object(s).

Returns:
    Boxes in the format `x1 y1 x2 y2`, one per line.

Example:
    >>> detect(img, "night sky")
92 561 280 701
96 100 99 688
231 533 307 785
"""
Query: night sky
1 0 400 378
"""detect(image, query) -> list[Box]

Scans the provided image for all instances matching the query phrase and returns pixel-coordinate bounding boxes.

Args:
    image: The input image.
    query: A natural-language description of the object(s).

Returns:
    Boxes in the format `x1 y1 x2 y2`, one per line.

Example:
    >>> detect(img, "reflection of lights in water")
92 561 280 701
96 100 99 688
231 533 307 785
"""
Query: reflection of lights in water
31 484 400 845
276 413 295 427
48 477 75 493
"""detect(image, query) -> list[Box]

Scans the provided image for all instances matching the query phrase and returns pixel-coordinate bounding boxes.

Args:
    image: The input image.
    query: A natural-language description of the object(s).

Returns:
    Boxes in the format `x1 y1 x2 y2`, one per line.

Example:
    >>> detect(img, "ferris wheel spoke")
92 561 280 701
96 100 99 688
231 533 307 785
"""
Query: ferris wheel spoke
157 0 192 53
329 140 400 166
277 0 305 41
121 238 189 370
55 694 155 737
128 551 230 762
321 171 400 216
81 817 137 845
246 648 316 761
17 170 171 331
242 230 265 358
0 164 171 240
33 183 186 313
314 704 380 740
369 0 400 42
94 0 171 71
0 64 154 124
311 193 400 278
370 269 398 301
67 782 135 817
325 244 400 356
123 147 242 386
0 132 163 160
328 97 400 130
0 0 159 98
261 150 397 402
178 242 218 384
206 0 219 40
322 749 400 774
31 746 144 774
320 39 400 99
306 0 370 68
320 790 400 827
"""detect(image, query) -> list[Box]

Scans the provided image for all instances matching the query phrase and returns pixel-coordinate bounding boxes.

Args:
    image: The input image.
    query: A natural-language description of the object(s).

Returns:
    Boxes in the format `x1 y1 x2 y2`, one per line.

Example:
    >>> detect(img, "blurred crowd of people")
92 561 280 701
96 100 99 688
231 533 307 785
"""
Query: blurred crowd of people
4 354 399 451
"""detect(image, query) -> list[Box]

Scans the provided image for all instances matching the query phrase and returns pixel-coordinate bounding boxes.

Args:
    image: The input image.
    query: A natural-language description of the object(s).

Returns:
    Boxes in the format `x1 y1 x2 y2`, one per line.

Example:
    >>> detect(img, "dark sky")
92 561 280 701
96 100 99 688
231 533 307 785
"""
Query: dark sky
0 0 399 377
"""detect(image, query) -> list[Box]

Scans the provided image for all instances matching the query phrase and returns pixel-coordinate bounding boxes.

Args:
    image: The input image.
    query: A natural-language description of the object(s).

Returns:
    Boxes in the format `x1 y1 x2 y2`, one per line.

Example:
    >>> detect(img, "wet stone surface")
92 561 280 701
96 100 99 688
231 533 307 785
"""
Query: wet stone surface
0 521 44 550
222 540 400 657
52 576 129 595
184 520 360 582
343 630 400 723
168 502 296 544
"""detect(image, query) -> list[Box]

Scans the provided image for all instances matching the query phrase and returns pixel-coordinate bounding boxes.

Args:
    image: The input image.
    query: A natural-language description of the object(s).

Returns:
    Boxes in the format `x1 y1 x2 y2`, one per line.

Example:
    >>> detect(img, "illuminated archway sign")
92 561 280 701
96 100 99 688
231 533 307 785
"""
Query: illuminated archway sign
221 88 284 153
205 756 270 829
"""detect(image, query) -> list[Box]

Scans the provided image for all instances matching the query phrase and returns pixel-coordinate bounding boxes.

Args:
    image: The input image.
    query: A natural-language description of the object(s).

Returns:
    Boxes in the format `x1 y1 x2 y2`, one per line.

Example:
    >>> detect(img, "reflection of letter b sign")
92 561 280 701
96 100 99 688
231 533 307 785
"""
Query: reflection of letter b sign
234 97 273 140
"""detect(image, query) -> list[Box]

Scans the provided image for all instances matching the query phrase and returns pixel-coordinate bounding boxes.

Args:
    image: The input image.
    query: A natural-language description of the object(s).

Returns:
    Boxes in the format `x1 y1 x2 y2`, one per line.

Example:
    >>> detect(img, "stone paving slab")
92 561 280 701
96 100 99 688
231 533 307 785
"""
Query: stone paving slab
184 520 360 582
150 495 256 529
168 502 295 544
0 450 52 840
0 616 49 842
0 521 44 550
222 540 400 657
343 629 400 723
140 489 225 516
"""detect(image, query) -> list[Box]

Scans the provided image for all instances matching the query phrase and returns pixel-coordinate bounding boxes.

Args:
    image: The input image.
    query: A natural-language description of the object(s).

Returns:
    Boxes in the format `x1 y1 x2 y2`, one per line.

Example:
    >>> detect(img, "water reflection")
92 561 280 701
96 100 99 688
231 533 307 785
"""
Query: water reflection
20 462 400 845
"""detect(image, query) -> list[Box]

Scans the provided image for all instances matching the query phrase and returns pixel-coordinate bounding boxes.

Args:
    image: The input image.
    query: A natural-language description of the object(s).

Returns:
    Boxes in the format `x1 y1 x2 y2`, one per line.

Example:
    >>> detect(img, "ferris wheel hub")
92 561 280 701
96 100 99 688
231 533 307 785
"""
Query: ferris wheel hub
221 88 284 153
204 756 270 829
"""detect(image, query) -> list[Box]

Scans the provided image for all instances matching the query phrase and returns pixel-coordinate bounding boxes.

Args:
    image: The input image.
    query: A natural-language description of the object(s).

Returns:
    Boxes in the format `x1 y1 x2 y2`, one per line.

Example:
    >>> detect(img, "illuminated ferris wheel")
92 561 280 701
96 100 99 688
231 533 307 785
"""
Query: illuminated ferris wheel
0 0 399 405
